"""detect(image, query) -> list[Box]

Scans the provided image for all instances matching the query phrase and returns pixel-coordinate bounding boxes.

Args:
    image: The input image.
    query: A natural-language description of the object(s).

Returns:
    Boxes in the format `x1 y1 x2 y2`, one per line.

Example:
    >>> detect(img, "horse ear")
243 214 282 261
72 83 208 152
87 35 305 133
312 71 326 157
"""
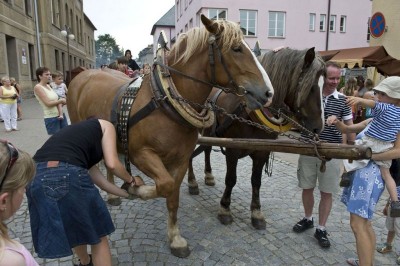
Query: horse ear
253 41 261 57
303 47 316 69
201 14 219 35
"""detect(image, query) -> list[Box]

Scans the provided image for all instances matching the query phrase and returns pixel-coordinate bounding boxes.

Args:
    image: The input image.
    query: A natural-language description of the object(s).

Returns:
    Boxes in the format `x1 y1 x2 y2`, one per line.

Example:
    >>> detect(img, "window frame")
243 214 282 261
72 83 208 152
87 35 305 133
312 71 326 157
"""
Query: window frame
319 14 326 32
240 9 257 36
208 8 227 21
309 13 316 31
340 15 347 33
329 15 336 32
268 11 285 38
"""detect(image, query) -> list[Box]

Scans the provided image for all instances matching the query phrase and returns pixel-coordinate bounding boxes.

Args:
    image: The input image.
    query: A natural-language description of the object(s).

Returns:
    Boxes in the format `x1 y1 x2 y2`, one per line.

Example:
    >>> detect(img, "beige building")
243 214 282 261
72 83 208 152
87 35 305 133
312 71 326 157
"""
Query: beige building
370 0 400 60
0 0 96 96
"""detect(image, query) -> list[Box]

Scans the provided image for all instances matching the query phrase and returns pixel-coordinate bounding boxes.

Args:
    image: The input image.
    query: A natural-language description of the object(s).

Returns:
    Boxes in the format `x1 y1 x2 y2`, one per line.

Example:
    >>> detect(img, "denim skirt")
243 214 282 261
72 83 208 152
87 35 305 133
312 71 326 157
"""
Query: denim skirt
26 162 115 258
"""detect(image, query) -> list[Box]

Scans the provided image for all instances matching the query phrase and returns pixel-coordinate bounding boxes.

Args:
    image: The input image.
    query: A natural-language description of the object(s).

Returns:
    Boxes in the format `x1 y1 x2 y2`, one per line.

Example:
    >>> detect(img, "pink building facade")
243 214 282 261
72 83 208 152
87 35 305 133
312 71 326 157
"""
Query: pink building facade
174 0 372 51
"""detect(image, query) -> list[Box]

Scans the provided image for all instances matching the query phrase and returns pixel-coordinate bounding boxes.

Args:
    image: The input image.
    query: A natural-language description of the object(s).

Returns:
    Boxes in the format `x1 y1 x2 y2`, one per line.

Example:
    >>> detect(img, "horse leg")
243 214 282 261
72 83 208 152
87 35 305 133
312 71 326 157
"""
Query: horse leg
249 152 269 230
218 150 238 225
187 145 207 195
128 151 190 257
204 145 215 186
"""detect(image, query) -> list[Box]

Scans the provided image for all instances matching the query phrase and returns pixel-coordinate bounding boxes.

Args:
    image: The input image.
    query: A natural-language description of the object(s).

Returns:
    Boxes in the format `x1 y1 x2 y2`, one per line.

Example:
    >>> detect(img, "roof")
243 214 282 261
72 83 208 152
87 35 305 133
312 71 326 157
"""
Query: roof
319 46 400 76
150 6 175 35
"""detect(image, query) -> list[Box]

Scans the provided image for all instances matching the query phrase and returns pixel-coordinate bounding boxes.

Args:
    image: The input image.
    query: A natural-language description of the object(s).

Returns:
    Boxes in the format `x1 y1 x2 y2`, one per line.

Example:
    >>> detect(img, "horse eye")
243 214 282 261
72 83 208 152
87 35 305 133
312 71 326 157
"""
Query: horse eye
232 46 242 52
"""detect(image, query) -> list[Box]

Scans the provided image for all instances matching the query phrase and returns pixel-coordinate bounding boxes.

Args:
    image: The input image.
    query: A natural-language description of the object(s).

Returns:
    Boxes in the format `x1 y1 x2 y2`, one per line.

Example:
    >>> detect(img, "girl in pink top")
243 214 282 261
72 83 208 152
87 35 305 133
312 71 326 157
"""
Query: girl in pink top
0 140 38 266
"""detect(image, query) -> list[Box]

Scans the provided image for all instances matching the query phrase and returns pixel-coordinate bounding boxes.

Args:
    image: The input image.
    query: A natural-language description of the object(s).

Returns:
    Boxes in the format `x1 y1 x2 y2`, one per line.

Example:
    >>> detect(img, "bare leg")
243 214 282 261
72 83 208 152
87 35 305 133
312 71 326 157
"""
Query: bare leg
17 104 22 119
350 213 375 266
57 104 64 119
91 236 112 266
318 191 333 226
386 230 396 245
381 167 398 201
302 188 315 217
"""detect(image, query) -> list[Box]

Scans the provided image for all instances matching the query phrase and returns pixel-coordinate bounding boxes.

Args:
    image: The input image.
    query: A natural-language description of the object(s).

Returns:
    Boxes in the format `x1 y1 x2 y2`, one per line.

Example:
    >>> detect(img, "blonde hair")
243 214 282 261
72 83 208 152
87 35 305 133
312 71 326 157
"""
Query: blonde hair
0 141 35 252
1 76 10 84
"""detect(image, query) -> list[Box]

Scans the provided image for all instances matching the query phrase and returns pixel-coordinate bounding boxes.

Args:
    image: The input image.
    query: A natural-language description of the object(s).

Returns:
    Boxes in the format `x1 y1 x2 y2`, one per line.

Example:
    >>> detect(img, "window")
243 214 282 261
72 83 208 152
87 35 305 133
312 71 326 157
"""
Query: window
268 11 285 37
309 13 316 31
189 18 193 29
329 15 336 32
367 17 371 41
51 0 60 27
25 0 32 16
320 14 326 31
241 10 257 36
208 9 227 20
340 16 347 32
55 49 60 70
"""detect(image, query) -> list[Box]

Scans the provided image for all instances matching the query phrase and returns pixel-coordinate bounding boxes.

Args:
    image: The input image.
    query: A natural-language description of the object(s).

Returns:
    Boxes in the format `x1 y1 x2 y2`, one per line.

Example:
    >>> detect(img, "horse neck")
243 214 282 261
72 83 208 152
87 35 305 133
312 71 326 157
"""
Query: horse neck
167 55 213 110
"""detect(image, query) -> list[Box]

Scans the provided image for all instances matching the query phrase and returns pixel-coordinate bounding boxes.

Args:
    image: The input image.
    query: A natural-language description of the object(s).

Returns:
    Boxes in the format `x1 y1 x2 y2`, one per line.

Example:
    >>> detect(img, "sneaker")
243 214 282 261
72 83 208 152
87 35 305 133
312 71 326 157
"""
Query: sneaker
376 242 393 253
340 172 351 187
314 228 331 248
293 218 314 233
73 254 93 266
390 201 400 217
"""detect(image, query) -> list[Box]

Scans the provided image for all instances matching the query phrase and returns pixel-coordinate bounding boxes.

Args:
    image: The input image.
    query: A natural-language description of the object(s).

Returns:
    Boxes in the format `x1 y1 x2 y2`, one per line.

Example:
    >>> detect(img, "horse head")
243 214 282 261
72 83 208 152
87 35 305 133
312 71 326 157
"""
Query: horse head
259 47 325 134
168 15 274 110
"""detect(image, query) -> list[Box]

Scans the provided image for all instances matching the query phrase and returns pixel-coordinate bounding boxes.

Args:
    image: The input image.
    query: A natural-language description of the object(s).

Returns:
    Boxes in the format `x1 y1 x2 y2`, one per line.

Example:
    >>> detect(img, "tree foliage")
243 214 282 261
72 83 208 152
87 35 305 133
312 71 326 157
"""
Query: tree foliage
95 34 124 67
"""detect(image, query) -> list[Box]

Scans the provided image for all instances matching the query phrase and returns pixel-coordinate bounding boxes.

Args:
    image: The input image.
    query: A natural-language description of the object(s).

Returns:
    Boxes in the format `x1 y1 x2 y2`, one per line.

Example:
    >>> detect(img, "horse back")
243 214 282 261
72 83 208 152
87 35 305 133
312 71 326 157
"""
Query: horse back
67 69 131 123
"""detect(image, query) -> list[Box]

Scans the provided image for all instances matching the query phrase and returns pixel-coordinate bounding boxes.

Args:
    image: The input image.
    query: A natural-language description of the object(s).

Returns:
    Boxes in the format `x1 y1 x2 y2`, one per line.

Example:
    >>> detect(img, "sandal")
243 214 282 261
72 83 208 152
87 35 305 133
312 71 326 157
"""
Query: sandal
346 258 359 266
376 242 393 253
397 255 400 265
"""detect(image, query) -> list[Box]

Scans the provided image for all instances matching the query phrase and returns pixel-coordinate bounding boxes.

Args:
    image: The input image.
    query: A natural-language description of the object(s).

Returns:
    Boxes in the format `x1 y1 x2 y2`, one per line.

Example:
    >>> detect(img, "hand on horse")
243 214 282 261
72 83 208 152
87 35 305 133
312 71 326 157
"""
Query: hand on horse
121 175 145 198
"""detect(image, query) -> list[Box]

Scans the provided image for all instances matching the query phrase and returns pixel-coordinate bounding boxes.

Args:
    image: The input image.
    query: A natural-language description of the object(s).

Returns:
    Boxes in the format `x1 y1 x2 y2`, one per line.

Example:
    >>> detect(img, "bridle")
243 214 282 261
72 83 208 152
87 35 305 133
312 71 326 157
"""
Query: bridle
154 34 248 97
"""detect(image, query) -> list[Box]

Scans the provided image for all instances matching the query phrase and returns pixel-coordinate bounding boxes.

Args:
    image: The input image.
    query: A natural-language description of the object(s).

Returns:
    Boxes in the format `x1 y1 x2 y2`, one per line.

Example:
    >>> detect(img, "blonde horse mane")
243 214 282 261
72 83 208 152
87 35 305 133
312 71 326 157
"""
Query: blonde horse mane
171 20 243 65
259 48 325 108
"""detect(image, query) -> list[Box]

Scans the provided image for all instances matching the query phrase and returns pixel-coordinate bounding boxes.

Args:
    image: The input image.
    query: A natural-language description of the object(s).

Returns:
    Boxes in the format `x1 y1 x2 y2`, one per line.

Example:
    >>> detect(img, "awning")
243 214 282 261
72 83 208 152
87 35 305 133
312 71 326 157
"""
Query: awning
318 46 400 76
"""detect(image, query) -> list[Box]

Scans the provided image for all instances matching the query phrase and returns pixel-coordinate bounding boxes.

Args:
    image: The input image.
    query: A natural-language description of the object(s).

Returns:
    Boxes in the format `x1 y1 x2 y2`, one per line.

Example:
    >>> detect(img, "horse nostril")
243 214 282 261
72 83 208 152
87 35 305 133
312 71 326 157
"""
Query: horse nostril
266 91 273 98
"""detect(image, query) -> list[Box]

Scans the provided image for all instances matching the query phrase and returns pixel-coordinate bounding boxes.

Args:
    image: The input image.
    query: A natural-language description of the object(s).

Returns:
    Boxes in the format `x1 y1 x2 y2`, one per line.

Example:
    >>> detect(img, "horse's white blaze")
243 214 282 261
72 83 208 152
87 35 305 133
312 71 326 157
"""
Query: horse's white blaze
243 41 274 97
318 75 325 132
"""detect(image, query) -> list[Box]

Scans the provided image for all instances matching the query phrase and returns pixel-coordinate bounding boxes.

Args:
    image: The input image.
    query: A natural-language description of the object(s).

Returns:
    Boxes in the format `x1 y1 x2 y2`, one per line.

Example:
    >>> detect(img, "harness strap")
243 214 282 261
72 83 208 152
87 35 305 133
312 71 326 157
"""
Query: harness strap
128 98 159 127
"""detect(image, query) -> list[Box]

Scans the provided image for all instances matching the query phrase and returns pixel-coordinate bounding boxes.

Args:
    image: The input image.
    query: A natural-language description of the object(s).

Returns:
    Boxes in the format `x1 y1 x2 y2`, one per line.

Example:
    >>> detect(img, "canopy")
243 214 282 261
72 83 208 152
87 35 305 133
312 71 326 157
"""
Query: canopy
319 46 400 76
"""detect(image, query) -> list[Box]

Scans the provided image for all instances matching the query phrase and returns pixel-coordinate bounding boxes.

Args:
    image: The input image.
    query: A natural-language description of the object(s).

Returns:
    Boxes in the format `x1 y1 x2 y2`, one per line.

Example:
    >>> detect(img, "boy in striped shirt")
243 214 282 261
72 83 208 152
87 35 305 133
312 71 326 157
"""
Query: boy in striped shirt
331 76 400 217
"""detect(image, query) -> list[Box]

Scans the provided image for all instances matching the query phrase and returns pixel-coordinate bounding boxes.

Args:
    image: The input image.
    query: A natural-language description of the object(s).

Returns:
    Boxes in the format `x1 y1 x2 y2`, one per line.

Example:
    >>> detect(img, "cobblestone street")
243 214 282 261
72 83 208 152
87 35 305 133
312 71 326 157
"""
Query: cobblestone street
4 99 396 265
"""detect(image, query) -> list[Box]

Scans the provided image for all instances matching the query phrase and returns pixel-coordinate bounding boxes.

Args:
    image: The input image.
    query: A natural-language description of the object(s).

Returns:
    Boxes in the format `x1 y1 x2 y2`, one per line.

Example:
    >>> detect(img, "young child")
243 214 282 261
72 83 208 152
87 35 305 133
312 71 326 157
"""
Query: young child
0 140 38 265
376 159 400 265
329 76 400 217
51 71 68 119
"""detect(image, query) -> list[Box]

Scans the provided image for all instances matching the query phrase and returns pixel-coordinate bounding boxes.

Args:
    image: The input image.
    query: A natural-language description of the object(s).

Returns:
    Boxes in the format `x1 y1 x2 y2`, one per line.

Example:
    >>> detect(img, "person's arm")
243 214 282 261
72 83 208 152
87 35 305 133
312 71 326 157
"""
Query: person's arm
372 132 400 161
341 119 356 144
346 96 375 109
332 117 372 134
89 166 129 197
34 84 66 107
99 119 144 186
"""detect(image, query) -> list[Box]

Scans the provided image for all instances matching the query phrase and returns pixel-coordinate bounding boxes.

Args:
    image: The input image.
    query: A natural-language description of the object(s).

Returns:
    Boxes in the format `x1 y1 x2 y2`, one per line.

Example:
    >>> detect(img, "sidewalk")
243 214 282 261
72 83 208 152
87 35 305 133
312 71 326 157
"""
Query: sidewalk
2 98 396 265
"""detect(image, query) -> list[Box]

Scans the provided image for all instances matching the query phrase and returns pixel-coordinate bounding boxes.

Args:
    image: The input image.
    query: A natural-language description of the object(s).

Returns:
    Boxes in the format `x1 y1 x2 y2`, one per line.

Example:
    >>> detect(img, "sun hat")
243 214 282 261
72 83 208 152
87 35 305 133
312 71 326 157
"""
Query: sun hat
374 76 400 99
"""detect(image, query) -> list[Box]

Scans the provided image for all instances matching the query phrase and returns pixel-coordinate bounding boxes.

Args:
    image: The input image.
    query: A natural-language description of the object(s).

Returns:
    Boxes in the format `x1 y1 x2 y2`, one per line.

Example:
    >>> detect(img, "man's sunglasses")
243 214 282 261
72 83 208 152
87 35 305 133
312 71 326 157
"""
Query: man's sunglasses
0 141 19 190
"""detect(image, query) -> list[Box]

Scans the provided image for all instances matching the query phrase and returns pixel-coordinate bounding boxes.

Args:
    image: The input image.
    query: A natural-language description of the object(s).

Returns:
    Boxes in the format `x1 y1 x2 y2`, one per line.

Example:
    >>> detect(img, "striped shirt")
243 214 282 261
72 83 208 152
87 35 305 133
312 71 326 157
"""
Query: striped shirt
365 102 400 142
302 90 352 143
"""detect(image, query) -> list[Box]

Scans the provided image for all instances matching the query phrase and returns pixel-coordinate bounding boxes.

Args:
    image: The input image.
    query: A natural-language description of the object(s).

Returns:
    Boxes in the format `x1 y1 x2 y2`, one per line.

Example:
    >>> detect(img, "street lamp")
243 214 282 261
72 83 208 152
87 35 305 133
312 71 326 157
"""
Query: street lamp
61 25 75 84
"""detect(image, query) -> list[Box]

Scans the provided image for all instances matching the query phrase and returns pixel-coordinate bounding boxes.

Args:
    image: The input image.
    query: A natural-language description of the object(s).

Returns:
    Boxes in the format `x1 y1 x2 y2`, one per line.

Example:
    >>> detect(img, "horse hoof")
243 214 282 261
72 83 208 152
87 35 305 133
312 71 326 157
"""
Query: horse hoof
218 214 233 225
170 246 191 258
251 218 266 230
107 198 122 206
205 179 215 186
188 186 199 195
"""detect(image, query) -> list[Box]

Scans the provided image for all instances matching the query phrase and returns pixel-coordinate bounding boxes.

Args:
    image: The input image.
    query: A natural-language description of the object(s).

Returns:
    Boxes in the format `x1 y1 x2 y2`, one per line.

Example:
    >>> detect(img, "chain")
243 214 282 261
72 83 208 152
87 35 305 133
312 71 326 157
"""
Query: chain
168 93 321 146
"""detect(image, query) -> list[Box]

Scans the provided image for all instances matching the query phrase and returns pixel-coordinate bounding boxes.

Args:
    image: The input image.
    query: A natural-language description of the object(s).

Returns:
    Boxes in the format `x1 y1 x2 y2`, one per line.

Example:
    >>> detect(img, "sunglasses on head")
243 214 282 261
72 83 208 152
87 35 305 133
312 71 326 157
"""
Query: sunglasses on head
373 90 387 96
0 141 19 191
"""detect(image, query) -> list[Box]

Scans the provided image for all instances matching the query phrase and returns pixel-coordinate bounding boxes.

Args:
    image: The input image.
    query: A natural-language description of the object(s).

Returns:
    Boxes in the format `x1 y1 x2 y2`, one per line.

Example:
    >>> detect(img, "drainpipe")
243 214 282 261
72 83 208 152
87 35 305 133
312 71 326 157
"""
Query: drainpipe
33 0 42 67
326 0 331 51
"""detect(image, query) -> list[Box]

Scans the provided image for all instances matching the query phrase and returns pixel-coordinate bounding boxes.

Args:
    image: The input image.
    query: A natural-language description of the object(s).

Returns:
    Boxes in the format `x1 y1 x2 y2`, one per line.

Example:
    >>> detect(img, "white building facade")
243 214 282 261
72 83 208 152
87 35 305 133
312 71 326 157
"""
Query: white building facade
174 0 372 51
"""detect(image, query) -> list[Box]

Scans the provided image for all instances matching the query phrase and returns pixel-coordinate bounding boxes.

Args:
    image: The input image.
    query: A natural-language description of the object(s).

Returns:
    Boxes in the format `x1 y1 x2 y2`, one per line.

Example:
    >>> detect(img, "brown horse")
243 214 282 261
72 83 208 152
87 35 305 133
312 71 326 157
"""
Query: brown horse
187 47 325 229
67 15 274 257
